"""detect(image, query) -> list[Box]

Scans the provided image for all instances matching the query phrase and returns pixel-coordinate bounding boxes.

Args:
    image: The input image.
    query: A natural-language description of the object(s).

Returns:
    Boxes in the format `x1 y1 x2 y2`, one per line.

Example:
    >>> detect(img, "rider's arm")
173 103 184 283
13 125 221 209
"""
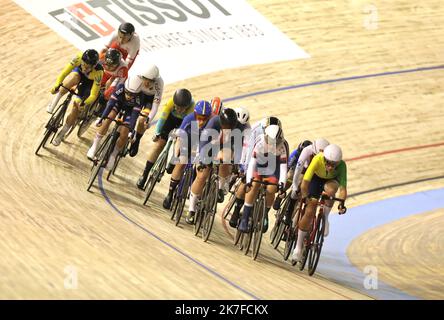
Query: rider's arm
278 140 289 186
146 77 164 125
105 65 128 99
246 157 256 184
301 154 320 198
155 98 174 136
54 53 80 87
126 35 140 69
291 147 312 191
100 87 120 120
336 161 348 201
84 70 103 106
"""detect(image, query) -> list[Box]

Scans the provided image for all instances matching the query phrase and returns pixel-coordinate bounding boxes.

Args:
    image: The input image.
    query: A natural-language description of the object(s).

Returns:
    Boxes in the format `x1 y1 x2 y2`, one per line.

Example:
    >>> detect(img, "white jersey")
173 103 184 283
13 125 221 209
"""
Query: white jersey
240 120 264 167
291 144 317 191
140 76 164 124
246 134 289 185
105 32 140 67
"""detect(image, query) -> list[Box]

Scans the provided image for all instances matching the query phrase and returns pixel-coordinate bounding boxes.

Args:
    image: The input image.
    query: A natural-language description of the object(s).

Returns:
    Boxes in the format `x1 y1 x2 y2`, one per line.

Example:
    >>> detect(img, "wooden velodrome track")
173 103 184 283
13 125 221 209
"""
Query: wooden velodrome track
1 0 443 299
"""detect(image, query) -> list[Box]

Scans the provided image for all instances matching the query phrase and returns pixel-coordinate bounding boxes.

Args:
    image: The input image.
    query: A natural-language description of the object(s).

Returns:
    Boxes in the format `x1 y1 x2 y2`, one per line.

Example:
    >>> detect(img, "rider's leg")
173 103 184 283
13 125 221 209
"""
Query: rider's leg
87 109 117 159
229 181 246 228
137 138 166 189
186 167 211 223
163 163 186 209
129 112 148 157
239 181 260 232
263 183 278 233
322 180 339 237
106 125 129 169
47 73 79 113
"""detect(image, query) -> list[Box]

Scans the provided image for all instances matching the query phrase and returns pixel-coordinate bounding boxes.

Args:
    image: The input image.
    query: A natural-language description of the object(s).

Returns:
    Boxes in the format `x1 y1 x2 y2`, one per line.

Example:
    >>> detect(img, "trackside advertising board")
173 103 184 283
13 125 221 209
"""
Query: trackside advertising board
14 0 309 83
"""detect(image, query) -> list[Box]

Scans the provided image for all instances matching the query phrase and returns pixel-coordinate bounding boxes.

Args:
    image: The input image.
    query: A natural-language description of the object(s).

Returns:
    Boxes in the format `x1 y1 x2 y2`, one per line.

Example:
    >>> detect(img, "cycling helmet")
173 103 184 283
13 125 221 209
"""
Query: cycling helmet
313 138 330 154
297 140 312 153
105 48 121 66
211 97 223 115
261 116 282 129
140 64 159 80
264 124 283 143
194 100 212 116
124 76 142 94
235 107 250 125
220 108 238 129
173 88 192 108
323 144 342 163
118 22 135 35
82 49 99 66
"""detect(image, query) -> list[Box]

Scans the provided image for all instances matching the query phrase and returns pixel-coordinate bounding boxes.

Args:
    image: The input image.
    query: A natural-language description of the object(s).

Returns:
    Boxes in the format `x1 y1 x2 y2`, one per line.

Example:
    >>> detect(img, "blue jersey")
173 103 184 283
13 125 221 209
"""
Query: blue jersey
101 83 142 130
288 149 300 170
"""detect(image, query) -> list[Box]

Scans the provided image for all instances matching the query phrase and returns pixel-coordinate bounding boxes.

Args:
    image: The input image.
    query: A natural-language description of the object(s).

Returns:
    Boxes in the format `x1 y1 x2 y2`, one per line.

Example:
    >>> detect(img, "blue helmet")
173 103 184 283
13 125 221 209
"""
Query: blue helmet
194 100 212 117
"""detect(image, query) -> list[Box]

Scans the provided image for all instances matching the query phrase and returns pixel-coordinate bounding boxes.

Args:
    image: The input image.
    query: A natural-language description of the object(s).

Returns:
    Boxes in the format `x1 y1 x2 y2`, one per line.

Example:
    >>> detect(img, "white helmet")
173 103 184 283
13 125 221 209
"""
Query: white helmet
235 107 250 125
125 75 142 93
323 144 342 162
140 63 159 80
264 124 283 143
313 138 330 154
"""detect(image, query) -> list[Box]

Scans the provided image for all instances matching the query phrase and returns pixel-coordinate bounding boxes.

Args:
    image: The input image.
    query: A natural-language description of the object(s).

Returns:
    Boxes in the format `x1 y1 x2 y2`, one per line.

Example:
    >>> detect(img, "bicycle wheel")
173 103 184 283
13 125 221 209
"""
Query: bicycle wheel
222 179 239 220
194 186 208 236
202 178 218 242
252 197 266 260
308 214 325 276
35 104 66 155
143 154 166 205
298 239 309 271
64 118 78 139
87 134 114 191
77 101 98 138
174 169 191 226
234 227 243 247
283 227 295 261
271 194 290 248
242 226 253 256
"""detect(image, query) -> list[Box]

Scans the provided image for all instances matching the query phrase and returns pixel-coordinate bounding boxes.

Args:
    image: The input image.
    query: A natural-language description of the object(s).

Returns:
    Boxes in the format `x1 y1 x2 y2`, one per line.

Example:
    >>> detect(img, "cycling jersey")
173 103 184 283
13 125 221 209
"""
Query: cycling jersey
177 113 213 162
54 52 103 106
100 83 142 130
140 76 164 125
155 97 194 137
101 58 128 100
240 120 264 169
246 135 289 185
104 32 140 68
291 144 317 191
303 153 347 188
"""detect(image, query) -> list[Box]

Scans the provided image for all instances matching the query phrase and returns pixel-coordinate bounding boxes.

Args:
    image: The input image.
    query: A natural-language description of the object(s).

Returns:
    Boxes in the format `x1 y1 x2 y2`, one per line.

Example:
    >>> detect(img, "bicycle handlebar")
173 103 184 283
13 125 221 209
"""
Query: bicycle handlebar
59 84 79 97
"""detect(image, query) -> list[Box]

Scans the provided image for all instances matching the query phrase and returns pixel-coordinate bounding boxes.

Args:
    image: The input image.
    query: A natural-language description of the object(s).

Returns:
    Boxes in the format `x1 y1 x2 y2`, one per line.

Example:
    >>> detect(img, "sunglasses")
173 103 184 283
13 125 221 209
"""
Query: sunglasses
325 159 339 167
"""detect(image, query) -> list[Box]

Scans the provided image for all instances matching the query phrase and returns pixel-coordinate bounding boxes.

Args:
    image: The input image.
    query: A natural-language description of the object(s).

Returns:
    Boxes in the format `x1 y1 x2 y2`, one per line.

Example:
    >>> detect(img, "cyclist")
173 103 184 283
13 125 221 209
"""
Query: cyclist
48 49 103 146
291 144 347 263
184 108 239 224
228 116 282 228
162 100 213 210
128 64 164 157
136 88 194 189
86 76 143 169
101 22 140 69
282 138 330 225
100 48 128 101
238 124 289 233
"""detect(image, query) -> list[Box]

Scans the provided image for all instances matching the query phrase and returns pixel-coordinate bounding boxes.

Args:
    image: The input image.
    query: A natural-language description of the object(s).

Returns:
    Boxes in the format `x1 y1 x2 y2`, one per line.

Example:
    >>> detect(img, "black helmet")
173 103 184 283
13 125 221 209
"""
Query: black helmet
105 48 121 66
82 49 99 66
220 108 238 129
118 22 135 35
262 116 282 129
297 140 312 153
173 88 192 108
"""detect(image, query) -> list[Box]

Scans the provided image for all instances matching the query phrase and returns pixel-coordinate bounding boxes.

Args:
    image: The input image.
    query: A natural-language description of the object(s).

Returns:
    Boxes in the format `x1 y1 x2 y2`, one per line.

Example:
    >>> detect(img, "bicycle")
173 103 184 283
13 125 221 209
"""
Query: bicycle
142 132 176 205
193 164 220 242
270 191 291 249
35 85 77 155
295 193 345 276
64 92 101 140
86 111 131 191
222 172 243 221
234 180 277 260
170 163 194 226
